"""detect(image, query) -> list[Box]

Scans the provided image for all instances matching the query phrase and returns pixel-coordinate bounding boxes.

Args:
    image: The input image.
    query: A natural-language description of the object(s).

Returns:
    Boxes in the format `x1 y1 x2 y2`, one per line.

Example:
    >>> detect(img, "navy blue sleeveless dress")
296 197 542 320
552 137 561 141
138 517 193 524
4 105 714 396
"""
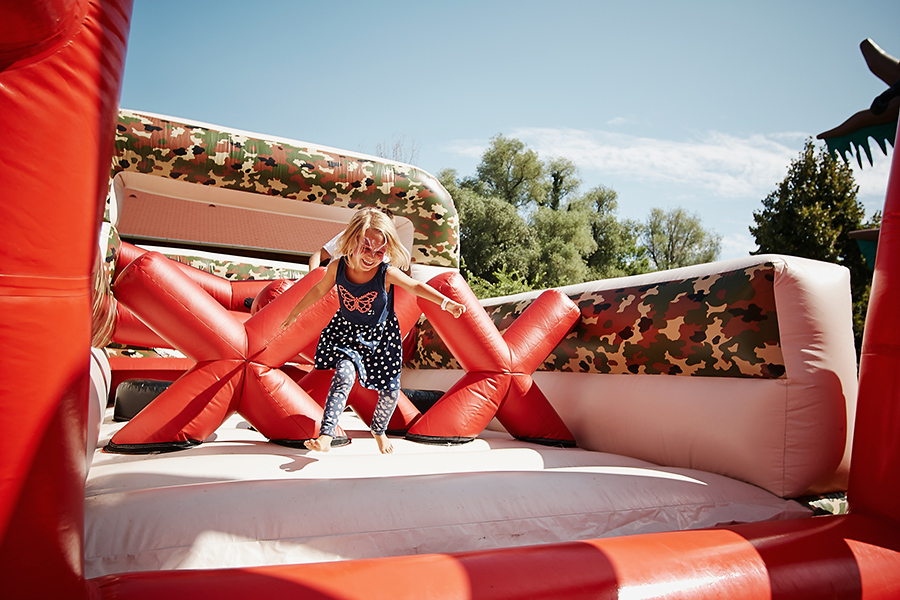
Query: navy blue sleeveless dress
314 258 403 391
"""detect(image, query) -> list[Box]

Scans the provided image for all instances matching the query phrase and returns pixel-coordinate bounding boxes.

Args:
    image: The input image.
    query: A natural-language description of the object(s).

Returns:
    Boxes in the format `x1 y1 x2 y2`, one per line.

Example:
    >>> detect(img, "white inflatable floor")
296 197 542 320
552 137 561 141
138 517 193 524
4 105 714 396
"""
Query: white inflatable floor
85 408 811 578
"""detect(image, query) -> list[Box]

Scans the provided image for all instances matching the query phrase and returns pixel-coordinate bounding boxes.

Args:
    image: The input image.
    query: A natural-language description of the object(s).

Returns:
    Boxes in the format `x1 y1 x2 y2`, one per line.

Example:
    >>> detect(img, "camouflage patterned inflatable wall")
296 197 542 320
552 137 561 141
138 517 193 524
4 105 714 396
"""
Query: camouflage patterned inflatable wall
410 262 785 379
111 110 460 268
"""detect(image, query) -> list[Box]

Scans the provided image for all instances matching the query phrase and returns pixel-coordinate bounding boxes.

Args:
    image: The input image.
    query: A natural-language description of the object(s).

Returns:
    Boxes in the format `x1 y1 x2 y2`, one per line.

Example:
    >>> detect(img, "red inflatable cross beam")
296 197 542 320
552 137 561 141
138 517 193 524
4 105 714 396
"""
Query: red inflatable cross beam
405 271 580 446
107 252 344 452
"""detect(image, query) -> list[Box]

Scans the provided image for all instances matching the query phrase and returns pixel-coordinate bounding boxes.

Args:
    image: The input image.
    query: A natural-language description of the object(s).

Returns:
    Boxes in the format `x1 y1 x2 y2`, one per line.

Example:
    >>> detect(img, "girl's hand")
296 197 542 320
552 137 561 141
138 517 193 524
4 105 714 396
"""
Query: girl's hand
443 299 466 319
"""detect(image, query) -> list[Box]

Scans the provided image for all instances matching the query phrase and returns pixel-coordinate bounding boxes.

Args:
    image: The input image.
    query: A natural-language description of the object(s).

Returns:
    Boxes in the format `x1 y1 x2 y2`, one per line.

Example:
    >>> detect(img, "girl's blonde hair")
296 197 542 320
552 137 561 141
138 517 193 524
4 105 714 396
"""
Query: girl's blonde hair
337 207 411 270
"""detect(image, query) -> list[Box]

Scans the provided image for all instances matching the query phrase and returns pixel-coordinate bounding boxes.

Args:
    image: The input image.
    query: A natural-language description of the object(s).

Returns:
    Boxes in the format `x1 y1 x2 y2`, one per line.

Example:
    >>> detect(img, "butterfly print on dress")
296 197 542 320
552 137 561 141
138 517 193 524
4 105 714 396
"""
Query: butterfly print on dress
339 285 378 313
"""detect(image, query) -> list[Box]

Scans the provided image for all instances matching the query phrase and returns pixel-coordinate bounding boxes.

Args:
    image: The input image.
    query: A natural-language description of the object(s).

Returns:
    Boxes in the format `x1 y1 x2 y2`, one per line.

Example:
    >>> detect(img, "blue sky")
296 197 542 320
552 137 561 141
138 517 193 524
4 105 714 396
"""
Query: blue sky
120 0 898 260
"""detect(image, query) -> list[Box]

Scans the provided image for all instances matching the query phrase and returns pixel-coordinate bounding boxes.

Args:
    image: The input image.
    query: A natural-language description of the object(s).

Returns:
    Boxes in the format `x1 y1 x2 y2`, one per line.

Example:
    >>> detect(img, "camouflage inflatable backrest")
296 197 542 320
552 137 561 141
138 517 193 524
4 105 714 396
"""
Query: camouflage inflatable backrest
409 262 785 379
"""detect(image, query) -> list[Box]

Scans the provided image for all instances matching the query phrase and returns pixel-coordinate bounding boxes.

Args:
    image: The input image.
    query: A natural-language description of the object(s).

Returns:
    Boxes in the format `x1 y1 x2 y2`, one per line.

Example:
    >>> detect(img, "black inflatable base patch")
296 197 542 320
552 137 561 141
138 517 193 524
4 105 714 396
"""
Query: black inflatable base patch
113 379 173 422
271 436 351 449
104 439 201 454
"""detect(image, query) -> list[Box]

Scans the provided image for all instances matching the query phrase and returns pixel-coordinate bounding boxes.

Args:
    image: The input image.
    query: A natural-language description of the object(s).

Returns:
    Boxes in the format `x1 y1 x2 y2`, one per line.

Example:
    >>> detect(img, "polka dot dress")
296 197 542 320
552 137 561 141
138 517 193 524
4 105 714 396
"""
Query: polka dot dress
314 259 403 392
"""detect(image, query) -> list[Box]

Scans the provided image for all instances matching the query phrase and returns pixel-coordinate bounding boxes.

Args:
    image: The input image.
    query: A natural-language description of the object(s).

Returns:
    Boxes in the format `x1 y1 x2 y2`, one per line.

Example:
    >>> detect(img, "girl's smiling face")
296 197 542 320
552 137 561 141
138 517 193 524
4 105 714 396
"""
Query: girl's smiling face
352 229 386 272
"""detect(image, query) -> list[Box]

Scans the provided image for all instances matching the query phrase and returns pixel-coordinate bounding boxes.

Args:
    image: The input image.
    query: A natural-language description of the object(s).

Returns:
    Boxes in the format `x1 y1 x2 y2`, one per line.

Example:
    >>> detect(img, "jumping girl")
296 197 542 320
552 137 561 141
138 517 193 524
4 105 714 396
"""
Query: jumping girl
281 208 465 454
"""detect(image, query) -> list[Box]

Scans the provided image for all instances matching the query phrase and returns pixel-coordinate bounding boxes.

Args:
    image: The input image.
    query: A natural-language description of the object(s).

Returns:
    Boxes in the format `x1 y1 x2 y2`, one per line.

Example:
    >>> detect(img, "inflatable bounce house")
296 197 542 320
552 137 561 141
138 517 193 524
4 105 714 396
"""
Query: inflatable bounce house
3 1 900 597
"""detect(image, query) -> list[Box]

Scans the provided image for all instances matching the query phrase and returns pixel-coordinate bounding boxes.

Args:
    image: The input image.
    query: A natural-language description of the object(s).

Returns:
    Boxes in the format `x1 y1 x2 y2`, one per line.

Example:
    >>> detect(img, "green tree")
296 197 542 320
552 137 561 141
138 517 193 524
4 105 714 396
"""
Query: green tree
531 203 597 287
544 156 582 210
440 137 656 298
466 268 534 299
641 207 721 271
578 185 649 278
750 138 872 353
438 169 537 288
472 134 545 208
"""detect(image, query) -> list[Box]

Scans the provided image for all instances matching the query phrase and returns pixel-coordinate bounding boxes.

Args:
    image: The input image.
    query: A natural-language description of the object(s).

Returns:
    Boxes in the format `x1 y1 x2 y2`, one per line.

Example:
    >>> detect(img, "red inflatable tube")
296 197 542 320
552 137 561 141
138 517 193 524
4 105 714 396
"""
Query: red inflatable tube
850 118 900 525
107 359 245 449
250 277 294 314
503 289 581 373
111 287 253 350
110 244 261 349
422 271 510 373
116 240 237 308
241 363 326 441
111 303 175 348
410 371 510 443
113 252 248 362
496 289 584 442
114 239 147 274
115 241 269 312
91 513 900 600
406 271 578 445
0 0 88 68
244 267 328 364
0 0 132 597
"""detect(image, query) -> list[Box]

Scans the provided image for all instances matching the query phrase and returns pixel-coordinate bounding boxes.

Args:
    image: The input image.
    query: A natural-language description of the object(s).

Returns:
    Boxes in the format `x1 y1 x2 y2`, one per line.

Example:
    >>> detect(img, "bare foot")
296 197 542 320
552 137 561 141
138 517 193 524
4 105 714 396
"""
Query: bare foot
374 433 393 454
304 434 333 452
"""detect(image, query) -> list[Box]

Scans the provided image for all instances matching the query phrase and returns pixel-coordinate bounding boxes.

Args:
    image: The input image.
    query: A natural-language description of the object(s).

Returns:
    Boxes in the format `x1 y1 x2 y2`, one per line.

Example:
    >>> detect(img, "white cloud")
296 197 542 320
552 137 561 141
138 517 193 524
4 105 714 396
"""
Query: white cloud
850 150 892 211
443 139 487 159
506 127 800 200
720 231 757 260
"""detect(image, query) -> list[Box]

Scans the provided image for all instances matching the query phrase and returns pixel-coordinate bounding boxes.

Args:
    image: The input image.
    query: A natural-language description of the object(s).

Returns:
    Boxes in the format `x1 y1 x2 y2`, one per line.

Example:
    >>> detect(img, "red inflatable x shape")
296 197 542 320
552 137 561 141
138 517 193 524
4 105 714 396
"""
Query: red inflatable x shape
405 271 581 446
107 252 345 452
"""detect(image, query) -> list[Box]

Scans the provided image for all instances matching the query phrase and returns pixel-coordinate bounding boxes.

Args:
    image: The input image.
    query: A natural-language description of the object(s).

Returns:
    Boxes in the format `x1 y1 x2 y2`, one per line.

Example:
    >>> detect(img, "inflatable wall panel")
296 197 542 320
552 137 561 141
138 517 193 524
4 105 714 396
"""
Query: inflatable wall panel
404 254 857 497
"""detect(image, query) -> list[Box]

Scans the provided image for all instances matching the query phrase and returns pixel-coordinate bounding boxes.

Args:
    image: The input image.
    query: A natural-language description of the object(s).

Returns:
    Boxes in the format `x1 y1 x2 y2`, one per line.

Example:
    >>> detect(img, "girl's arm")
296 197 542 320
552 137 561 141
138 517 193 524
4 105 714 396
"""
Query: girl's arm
280 262 338 328
386 267 466 318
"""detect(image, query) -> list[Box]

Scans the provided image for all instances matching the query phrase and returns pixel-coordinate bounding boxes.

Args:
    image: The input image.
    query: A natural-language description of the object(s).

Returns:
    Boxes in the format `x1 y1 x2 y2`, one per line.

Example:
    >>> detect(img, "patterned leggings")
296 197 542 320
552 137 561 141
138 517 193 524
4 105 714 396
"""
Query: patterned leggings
319 359 400 437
